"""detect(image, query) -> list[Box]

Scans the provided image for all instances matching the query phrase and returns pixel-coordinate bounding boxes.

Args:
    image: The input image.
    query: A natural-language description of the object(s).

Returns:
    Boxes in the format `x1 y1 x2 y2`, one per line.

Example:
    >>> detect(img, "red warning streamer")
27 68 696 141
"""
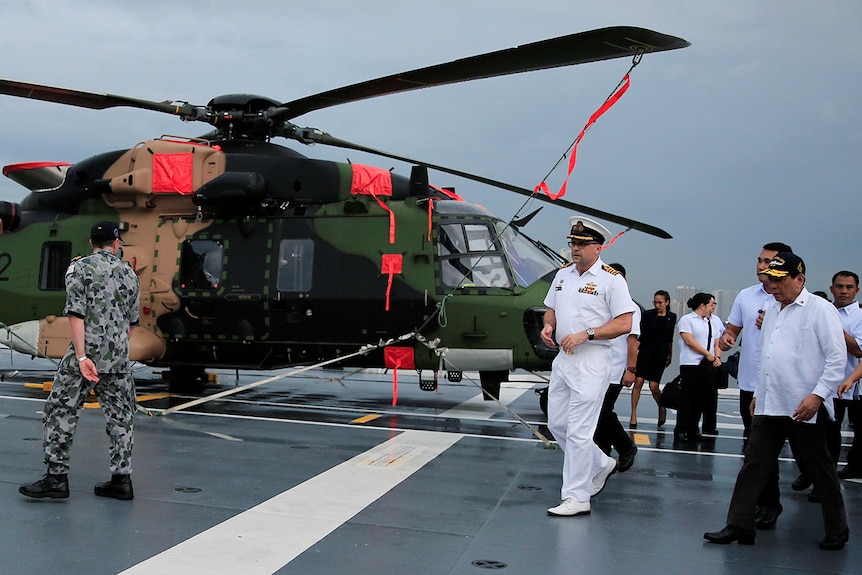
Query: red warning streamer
384 347 415 406
352 165 396 244
534 74 631 201
381 254 403 311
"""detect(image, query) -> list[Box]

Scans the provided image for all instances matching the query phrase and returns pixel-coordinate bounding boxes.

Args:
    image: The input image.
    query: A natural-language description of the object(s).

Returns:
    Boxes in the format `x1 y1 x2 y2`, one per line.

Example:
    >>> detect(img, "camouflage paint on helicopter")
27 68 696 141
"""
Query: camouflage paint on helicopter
0 136 560 395
0 26 689 396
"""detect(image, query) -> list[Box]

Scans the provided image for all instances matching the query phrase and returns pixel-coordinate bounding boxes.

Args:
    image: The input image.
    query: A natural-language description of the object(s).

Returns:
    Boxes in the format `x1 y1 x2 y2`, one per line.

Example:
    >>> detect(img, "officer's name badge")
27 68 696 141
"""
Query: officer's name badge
579 282 599 296
555 280 564 291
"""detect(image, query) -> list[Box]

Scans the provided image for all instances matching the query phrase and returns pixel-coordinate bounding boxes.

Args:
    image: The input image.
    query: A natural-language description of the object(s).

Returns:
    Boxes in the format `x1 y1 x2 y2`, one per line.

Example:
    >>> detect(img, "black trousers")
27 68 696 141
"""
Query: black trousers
727 415 847 536
834 399 862 469
594 383 634 456
739 389 754 439
675 364 718 437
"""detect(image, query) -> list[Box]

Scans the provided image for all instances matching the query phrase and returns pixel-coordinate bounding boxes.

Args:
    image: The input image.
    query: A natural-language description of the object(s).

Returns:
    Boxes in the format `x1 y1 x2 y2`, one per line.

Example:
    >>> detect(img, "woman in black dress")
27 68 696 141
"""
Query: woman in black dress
630 290 676 428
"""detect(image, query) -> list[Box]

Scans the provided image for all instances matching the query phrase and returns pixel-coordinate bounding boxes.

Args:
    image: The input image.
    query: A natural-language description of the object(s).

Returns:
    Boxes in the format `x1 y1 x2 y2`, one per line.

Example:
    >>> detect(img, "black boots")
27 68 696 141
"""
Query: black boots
19 473 70 499
94 474 134 500
20 473 133 500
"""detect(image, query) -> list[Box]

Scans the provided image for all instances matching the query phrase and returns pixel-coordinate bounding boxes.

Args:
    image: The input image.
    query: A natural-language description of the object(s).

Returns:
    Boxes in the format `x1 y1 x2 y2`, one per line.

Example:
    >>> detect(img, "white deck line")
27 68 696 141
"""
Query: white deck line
119 430 461 575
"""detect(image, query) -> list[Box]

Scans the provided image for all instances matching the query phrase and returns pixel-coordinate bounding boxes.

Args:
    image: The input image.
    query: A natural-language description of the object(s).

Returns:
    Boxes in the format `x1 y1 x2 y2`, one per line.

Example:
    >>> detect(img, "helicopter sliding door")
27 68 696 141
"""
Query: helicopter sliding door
156 219 273 367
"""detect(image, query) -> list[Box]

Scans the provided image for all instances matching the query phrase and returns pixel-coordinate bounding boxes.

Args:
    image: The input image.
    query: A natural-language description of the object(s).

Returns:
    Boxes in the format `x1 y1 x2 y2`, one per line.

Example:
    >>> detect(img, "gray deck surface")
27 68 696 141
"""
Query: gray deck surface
1 351 860 574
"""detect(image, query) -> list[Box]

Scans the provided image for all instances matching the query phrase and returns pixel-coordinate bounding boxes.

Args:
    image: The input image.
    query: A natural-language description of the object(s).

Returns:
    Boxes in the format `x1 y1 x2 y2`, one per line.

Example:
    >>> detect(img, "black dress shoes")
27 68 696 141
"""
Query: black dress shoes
19 473 69 499
618 445 638 473
819 528 849 551
755 503 783 529
838 466 862 479
704 525 756 545
94 474 134 500
792 473 812 491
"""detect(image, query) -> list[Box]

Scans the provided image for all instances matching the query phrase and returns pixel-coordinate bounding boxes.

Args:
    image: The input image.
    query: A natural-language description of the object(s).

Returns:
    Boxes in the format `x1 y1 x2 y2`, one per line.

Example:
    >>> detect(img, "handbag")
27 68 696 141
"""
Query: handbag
659 374 683 410
713 361 729 389
726 350 740 380
699 357 729 390
696 317 729 389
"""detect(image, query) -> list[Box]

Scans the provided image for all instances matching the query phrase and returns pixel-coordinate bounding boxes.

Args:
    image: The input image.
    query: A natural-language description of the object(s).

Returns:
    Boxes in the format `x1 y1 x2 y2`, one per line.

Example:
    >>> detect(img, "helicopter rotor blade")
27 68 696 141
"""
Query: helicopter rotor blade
301 129 671 239
275 26 689 121
0 78 204 120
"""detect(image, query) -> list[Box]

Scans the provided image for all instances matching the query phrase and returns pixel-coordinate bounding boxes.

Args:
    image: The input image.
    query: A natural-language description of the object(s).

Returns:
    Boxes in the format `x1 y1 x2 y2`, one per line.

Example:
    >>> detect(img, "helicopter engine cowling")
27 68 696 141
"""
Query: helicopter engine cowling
192 171 267 207
0 201 20 233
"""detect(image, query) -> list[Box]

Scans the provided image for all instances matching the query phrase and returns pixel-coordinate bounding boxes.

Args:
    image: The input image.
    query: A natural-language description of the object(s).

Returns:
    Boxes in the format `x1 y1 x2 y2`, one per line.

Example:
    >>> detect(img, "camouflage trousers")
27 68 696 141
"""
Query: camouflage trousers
43 354 136 476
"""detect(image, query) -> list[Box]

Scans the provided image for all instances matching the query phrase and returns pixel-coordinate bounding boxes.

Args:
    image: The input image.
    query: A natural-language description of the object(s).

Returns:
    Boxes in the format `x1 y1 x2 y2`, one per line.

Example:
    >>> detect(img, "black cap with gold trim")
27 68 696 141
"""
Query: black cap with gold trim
759 252 805 278
567 216 611 245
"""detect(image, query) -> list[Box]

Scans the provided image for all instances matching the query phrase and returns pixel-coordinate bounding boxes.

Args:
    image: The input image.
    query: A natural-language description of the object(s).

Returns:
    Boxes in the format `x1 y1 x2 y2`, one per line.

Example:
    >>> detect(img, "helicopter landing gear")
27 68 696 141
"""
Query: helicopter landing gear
162 367 209 393
479 370 507 401
535 386 549 415
419 371 438 392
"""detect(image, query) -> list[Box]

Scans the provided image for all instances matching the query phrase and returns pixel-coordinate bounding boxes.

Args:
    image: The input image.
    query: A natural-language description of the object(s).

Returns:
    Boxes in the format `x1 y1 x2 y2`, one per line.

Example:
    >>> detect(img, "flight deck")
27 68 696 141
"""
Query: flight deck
1 350 859 574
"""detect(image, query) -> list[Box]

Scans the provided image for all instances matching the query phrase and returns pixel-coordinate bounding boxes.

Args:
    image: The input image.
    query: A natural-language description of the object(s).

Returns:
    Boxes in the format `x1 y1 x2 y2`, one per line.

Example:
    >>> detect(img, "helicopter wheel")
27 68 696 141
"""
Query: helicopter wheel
479 370 507 401
163 367 208 393
535 386 548 415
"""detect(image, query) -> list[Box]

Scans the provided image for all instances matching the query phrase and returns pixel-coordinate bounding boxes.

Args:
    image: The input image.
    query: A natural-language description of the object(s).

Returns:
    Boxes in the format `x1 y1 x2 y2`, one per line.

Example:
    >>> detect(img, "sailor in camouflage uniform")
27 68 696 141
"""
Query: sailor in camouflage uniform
20 221 140 500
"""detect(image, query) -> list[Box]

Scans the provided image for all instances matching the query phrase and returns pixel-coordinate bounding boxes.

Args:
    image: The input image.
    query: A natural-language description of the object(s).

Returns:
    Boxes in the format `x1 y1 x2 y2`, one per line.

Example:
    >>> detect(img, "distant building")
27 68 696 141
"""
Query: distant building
674 285 697 318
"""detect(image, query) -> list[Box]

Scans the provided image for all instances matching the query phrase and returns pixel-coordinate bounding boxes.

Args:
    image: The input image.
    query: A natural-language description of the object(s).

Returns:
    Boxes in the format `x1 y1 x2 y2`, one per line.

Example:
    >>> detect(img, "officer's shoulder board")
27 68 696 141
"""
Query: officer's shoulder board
602 264 620 276
560 261 574 269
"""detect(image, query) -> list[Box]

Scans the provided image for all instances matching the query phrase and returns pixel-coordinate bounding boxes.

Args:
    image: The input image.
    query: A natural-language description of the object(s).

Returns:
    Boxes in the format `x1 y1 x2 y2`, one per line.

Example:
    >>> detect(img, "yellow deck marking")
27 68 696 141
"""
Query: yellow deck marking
83 392 176 409
633 432 651 446
351 413 382 424
136 392 175 403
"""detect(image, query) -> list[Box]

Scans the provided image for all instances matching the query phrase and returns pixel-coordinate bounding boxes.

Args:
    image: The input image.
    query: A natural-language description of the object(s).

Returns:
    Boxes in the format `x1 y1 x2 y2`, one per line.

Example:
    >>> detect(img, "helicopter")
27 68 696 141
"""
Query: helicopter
0 26 689 399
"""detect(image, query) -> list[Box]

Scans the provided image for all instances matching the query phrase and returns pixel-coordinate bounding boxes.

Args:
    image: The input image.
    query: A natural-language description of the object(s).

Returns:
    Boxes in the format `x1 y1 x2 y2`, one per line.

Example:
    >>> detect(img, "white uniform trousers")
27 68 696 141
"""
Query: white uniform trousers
547 344 613 502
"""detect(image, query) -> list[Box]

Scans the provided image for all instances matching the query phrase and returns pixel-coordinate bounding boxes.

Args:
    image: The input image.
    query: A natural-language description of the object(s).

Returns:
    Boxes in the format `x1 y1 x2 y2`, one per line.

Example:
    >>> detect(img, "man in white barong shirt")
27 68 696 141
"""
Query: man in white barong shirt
705 252 848 551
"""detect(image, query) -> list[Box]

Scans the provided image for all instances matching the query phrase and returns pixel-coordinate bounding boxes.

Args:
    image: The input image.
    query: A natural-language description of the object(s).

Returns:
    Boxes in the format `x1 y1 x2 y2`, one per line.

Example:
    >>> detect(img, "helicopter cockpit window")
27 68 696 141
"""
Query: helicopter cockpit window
277 239 313 292
39 241 72 291
179 240 223 290
494 223 561 286
437 223 511 288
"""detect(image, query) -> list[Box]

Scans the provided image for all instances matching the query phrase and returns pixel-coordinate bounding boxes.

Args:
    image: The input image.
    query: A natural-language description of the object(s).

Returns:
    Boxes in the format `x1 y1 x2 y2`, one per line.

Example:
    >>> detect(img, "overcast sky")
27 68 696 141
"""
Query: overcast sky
1 1 860 307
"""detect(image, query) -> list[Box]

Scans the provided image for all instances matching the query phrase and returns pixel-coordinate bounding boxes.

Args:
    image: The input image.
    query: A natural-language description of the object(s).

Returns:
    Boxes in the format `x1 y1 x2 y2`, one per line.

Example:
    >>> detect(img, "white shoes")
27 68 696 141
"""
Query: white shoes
548 458 618 516
547 498 591 516
590 458 618 496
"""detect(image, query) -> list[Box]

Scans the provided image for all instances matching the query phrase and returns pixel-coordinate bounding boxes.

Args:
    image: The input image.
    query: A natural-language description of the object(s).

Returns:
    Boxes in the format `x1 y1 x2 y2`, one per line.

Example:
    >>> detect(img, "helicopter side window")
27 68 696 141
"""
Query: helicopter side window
179 240 223 290
277 239 313 292
39 241 72 291
437 223 511 289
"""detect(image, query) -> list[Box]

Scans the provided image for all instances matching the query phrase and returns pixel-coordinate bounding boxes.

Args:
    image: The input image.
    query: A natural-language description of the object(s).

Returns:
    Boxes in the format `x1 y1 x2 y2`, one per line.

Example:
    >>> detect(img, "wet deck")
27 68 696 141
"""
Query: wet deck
1 350 859 574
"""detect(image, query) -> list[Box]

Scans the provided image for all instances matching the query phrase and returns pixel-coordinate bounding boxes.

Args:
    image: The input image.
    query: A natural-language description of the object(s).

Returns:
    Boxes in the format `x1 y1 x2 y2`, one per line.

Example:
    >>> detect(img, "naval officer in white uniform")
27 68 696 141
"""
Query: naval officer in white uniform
541 216 635 517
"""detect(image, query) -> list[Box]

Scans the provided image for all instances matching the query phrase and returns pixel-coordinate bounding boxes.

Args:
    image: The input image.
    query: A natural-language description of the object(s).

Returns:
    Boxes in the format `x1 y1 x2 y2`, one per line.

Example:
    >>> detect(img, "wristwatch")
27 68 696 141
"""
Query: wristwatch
586 328 595 341
626 366 637 373
77 355 89 362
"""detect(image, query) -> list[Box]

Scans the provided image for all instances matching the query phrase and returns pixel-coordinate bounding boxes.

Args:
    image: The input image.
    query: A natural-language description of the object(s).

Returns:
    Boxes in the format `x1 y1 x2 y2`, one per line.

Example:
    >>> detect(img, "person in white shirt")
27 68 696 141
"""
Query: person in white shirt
719 242 792 439
541 217 636 517
830 271 862 478
718 242 793 527
705 252 848 551
675 293 724 442
593 262 640 473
